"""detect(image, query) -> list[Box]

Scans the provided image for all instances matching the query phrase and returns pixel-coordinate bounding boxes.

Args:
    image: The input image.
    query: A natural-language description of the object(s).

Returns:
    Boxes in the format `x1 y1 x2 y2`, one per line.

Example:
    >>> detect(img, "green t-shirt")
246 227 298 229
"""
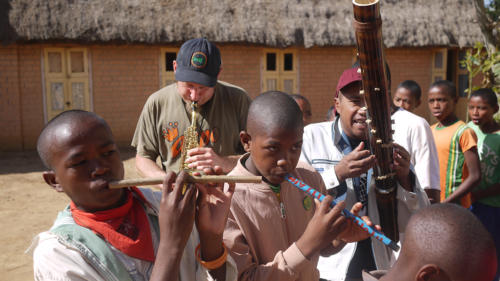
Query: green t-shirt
468 122 500 207
132 81 251 172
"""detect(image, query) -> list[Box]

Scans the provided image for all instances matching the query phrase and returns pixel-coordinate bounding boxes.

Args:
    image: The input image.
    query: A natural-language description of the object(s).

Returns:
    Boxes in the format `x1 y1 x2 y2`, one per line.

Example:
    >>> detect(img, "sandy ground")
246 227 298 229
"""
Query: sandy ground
0 147 140 281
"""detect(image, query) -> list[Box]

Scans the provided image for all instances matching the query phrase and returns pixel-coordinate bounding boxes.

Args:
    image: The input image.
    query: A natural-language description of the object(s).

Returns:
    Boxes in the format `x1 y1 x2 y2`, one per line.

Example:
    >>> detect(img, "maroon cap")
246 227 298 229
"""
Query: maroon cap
336 67 362 97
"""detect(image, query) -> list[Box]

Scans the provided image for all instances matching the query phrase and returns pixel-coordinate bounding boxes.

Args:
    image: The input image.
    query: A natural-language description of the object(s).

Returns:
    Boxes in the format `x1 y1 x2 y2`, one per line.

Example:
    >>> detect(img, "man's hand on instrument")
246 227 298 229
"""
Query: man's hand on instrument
335 142 376 182
194 166 235 238
186 147 234 173
392 143 412 191
158 171 197 250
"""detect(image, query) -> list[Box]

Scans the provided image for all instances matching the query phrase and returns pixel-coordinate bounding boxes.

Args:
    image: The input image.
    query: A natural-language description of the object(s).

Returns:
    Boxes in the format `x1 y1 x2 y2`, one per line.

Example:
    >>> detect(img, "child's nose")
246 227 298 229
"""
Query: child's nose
277 159 287 167
90 159 110 177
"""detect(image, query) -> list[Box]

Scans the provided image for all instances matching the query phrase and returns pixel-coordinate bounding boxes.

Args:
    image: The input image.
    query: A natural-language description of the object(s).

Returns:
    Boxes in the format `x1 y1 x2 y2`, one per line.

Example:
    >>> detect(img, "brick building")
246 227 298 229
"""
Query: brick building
0 0 482 150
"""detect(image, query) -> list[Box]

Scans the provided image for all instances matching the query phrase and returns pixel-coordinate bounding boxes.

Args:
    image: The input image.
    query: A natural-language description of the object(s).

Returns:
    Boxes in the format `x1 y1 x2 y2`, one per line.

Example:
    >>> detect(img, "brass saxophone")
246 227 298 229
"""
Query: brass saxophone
353 0 399 242
108 101 262 189
179 102 199 193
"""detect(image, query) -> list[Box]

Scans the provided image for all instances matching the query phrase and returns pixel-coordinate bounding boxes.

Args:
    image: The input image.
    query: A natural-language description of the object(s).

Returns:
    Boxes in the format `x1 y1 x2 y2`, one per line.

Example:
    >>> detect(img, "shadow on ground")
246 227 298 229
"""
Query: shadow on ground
0 146 137 175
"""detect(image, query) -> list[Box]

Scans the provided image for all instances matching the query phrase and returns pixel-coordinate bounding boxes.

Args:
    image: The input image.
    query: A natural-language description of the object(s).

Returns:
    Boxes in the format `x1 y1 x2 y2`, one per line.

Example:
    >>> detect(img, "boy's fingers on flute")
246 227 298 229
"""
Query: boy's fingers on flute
162 172 177 194
316 195 333 214
174 171 192 199
349 202 364 217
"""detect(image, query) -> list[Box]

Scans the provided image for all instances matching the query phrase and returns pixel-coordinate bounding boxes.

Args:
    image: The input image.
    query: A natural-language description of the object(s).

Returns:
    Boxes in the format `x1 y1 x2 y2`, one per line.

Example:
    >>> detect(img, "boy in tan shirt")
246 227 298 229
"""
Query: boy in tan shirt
223 91 378 281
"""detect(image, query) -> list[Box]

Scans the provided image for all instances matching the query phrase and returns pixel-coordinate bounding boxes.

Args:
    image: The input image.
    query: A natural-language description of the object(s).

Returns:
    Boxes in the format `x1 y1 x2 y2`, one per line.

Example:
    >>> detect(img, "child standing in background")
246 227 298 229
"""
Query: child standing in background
467 88 500 280
393 80 422 112
428 80 481 207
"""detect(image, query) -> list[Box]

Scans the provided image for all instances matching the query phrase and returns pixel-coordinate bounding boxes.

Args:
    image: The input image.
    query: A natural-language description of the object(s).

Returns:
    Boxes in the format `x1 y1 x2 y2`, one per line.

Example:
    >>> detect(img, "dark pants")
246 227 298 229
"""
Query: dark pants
471 202 500 281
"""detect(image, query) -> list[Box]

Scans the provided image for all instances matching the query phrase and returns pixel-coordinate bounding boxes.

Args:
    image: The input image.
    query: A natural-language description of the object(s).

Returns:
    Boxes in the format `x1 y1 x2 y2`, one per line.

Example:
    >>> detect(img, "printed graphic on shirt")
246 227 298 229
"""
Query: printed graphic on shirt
480 142 498 185
161 121 219 159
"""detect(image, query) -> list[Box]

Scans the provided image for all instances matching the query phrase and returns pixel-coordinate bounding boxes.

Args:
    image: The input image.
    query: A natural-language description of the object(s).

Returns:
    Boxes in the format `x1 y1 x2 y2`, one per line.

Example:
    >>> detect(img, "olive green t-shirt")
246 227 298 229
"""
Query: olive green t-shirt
132 81 251 172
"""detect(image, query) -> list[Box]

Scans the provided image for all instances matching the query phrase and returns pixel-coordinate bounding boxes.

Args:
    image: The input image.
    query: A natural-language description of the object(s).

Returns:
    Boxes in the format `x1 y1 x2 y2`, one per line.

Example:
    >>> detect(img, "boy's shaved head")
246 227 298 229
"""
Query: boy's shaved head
430 80 457 99
396 204 497 281
247 91 303 135
37 110 109 169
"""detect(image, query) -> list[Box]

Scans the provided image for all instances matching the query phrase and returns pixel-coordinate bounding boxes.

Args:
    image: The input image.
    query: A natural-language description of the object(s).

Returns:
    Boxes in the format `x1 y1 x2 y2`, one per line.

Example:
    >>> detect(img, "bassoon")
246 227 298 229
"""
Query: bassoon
352 0 399 242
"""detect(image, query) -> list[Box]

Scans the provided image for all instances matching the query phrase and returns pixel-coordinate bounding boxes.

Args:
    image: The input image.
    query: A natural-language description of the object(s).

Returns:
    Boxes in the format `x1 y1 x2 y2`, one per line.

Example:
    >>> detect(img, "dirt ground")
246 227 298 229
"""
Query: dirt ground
0 147 141 281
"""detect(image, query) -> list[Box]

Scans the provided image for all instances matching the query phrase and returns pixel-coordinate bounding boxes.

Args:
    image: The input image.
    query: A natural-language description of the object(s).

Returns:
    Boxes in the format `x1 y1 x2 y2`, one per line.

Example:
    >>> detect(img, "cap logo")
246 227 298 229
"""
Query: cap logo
191 52 207 69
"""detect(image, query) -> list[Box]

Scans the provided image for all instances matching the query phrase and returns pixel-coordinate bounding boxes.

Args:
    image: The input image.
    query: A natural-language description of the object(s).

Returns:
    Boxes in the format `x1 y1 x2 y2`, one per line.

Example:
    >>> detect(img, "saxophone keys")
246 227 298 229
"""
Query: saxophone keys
376 139 383 144
357 68 362 74
371 129 377 134
374 87 381 92
366 119 372 124
359 90 365 95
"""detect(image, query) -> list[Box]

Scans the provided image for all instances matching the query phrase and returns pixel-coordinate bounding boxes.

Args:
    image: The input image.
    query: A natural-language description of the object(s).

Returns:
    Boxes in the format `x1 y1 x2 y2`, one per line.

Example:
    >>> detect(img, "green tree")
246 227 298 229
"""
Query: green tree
462 0 500 121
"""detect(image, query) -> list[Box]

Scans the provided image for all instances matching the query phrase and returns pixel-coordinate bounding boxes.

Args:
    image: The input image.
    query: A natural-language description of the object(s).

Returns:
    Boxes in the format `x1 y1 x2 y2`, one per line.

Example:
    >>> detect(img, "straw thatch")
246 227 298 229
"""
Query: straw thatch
2 0 482 48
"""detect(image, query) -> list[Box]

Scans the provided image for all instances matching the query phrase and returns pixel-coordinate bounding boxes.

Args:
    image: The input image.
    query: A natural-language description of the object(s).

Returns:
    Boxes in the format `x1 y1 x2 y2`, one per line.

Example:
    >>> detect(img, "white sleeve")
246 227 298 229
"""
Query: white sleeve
33 232 104 281
408 119 441 191
300 124 341 190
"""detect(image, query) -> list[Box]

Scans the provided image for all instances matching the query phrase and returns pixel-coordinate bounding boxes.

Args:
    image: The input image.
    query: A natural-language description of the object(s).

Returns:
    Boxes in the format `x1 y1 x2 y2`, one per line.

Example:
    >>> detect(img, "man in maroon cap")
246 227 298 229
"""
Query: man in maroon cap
300 67 430 281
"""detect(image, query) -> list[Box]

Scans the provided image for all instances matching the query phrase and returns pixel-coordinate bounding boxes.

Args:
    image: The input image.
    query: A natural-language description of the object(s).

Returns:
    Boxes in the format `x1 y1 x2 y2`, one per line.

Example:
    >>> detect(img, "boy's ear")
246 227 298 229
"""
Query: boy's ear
240 130 252 152
416 264 444 281
42 171 64 193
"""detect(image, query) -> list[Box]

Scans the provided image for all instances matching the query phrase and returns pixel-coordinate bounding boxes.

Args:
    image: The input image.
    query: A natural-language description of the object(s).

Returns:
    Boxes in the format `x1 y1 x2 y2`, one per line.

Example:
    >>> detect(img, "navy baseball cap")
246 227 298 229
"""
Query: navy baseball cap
175 38 221 87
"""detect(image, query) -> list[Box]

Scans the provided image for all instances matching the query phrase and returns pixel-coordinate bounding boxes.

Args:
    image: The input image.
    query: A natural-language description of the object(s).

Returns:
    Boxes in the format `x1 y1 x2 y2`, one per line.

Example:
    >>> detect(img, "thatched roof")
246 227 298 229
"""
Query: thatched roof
1 0 482 48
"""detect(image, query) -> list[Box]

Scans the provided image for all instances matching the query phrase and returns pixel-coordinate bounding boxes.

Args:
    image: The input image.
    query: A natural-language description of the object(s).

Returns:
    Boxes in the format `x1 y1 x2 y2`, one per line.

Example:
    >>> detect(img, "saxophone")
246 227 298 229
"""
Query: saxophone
352 0 399 242
108 101 262 189
179 102 199 193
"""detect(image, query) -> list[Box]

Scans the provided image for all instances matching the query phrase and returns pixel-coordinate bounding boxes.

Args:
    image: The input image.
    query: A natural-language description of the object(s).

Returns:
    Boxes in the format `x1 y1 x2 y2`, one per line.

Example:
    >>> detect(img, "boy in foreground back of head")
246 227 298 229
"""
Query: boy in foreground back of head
32 110 237 281
363 203 497 281
223 91 376 281
428 80 481 207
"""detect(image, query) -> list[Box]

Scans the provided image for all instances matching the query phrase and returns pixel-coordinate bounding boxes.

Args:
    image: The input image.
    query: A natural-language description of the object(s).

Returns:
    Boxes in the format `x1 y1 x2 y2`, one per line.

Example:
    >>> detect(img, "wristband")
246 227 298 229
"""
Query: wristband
195 242 228 270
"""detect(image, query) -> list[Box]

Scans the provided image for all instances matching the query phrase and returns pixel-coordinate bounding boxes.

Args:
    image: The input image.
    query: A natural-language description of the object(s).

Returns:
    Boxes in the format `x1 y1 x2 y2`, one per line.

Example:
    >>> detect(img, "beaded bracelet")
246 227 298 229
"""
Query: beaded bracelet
195 243 228 270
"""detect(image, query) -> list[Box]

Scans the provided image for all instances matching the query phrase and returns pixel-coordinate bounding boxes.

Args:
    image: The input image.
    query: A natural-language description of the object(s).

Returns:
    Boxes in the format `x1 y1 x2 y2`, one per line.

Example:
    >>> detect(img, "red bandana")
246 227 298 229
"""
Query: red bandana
70 187 155 262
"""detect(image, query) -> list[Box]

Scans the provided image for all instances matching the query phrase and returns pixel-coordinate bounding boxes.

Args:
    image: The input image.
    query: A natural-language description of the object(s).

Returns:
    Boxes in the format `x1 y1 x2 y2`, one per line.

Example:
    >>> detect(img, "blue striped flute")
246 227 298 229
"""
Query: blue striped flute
286 174 399 251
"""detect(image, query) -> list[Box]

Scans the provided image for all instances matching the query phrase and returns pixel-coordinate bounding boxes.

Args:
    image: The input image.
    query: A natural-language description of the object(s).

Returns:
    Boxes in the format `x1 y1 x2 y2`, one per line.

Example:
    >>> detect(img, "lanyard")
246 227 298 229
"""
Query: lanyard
268 183 286 219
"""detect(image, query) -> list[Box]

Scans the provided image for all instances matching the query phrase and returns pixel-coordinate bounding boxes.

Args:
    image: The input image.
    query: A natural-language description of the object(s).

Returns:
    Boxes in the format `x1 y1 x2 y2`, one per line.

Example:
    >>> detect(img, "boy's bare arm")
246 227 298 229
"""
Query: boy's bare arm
150 172 197 281
443 147 481 204
195 166 236 281
135 154 167 178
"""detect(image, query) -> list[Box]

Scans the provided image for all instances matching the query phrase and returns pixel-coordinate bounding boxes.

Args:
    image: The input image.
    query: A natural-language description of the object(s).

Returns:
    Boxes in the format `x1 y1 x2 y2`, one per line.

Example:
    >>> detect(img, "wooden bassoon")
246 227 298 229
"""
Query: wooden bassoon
352 0 399 242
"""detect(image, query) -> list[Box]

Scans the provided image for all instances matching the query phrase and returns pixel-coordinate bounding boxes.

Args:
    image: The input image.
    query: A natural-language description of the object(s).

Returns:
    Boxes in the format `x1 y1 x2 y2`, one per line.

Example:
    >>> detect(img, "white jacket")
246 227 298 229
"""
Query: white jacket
300 118 430 281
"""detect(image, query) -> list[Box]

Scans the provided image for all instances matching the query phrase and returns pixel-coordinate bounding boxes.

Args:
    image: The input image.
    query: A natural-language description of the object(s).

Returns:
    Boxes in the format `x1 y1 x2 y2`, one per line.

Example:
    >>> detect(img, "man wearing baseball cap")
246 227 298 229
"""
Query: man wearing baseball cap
299 67 429 281
132 38 251 178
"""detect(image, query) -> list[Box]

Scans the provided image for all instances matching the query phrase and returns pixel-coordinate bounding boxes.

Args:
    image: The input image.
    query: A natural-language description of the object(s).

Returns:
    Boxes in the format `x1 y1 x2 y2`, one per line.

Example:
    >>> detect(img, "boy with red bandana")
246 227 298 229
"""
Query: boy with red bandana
32 110 237 281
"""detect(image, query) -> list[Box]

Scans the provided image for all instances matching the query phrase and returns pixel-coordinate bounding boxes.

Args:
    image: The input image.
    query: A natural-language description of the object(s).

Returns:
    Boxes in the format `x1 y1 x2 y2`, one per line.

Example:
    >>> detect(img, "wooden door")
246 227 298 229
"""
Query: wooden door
44 48 90 121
